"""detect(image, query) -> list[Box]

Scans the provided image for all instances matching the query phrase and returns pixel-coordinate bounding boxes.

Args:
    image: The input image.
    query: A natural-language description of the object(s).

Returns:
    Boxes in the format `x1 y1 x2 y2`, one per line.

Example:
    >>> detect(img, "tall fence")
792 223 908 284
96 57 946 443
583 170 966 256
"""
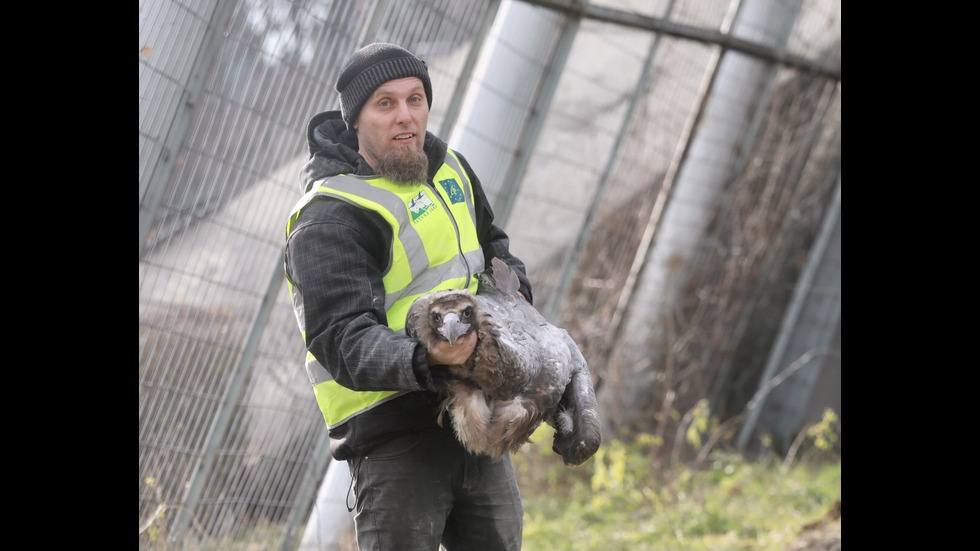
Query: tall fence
139 0 841 549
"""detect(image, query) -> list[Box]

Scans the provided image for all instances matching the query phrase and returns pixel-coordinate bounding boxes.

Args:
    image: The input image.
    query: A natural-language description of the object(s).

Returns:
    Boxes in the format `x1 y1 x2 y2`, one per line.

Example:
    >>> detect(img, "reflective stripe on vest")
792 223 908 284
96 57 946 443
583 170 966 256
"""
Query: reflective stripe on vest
285 150 485 428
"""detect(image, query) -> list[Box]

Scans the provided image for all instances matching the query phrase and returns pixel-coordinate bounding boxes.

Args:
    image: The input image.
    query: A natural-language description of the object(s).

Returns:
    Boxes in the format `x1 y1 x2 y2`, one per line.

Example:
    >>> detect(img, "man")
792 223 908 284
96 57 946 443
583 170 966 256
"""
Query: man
284 42 532 550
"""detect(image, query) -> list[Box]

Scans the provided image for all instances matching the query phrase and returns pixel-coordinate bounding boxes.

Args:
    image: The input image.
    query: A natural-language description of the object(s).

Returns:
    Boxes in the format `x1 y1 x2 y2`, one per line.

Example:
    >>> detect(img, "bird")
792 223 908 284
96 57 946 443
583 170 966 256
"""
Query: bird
405 257 601 466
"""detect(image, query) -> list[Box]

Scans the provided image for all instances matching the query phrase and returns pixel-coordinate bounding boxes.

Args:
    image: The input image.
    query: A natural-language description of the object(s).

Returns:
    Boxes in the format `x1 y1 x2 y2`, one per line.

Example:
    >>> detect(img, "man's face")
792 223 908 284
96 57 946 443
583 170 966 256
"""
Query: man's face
355 76 429 183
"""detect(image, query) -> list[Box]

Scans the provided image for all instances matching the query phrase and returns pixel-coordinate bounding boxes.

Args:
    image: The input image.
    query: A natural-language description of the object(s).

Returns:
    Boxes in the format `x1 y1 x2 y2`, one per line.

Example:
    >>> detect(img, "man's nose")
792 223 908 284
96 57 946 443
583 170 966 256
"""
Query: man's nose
394 101 412 122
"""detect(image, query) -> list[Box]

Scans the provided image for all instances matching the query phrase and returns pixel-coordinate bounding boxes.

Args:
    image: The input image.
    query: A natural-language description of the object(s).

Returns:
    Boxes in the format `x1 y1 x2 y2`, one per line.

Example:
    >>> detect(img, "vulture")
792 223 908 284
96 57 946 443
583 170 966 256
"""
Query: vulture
405 257 601 466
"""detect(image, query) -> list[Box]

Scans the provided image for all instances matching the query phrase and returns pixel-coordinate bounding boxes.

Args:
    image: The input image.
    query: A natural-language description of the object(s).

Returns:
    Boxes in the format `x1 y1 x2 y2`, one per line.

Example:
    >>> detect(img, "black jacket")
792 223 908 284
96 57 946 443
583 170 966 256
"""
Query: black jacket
285 111 532 459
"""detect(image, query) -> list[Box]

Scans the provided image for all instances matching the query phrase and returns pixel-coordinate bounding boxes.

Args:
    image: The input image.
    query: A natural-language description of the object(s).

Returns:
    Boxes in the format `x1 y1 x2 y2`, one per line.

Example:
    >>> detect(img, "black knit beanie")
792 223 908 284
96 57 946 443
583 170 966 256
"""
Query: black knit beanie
335 42 433 130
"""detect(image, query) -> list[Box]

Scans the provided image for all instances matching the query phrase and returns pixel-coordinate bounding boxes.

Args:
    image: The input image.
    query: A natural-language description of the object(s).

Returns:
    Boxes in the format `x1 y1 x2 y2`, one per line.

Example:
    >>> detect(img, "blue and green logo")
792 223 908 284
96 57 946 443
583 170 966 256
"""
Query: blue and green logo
409 191 435 221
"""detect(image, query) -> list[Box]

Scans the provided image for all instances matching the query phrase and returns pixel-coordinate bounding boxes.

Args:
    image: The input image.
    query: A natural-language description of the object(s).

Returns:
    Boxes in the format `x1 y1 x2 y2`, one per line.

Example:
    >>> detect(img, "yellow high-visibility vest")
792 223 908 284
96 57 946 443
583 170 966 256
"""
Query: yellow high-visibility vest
285 150 484 428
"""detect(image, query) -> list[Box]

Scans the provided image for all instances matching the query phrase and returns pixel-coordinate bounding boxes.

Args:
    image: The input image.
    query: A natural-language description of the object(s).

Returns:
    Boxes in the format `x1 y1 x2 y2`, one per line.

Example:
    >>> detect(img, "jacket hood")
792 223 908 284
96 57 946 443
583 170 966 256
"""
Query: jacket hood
300 110 448 193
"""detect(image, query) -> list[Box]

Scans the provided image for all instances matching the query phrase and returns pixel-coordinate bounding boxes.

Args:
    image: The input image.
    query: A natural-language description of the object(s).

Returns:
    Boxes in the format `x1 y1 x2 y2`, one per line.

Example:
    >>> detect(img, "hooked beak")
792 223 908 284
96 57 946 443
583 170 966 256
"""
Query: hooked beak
437 312 471 346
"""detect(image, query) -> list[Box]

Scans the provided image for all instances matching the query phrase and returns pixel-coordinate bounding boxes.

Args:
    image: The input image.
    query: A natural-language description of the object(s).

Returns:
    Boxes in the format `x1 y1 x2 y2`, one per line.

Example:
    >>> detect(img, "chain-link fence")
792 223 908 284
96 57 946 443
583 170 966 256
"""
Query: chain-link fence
139 0 840 549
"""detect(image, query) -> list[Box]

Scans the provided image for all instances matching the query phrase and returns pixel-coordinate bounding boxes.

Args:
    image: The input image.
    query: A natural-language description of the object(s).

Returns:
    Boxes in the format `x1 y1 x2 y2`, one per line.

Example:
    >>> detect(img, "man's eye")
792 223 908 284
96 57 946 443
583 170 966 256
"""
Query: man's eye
379 99 391 108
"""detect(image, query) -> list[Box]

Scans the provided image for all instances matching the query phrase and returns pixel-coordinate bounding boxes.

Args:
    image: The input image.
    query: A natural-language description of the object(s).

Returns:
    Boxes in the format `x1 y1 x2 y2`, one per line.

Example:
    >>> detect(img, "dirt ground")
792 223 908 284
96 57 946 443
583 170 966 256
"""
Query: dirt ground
788 499 841 551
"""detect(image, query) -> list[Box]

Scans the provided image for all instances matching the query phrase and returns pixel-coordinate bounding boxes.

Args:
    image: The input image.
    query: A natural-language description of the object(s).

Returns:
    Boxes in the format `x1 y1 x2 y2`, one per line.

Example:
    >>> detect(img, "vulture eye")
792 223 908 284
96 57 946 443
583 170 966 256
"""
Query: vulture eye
461 306 473 321
431 312 442 325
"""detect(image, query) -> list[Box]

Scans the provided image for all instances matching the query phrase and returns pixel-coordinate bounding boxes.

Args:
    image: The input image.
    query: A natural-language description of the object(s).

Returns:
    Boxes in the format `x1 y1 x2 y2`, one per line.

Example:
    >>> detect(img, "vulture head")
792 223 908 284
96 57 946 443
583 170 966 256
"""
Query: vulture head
406 290 479 351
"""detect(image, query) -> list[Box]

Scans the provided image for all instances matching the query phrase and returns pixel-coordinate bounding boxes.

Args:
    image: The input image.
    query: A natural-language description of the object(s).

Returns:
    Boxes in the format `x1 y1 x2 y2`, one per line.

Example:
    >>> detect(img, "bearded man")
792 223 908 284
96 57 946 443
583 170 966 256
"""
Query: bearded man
284 43 534 551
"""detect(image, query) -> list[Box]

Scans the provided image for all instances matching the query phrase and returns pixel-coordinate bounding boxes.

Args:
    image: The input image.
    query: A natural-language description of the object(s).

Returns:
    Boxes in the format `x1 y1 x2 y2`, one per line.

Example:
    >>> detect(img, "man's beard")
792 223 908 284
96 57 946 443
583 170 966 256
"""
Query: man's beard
375 145 429 184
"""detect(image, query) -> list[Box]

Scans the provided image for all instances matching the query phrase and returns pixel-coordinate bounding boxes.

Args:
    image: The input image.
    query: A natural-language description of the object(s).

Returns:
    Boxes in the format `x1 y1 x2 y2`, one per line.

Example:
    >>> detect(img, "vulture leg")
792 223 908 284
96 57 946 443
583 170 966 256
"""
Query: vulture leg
551 339 602 466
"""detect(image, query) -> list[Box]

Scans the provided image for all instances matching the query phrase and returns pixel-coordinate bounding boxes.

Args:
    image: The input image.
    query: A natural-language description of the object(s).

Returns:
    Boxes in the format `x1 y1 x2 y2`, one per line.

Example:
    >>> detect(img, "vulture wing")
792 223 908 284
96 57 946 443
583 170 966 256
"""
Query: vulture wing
476 258 601 465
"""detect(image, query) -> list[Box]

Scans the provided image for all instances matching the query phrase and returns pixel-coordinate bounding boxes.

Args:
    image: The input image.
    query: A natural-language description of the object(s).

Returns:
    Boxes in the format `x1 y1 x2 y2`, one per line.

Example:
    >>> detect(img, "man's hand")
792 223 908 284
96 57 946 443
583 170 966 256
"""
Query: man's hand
426 331 477 366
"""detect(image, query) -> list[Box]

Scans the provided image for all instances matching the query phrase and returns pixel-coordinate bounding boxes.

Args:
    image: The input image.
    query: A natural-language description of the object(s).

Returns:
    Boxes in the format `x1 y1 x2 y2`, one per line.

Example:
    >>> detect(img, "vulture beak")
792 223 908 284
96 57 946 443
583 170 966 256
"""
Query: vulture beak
437 312 471 346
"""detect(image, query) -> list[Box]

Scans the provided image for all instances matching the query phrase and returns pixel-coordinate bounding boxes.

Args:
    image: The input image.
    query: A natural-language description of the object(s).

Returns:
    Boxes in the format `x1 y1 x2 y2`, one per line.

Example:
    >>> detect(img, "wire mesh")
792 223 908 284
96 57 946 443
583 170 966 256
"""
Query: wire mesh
139 0 840 548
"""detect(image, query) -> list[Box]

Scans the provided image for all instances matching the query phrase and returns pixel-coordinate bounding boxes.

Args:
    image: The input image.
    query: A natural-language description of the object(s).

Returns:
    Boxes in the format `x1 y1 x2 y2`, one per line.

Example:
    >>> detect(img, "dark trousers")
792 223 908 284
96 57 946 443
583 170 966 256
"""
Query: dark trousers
347 422 523 551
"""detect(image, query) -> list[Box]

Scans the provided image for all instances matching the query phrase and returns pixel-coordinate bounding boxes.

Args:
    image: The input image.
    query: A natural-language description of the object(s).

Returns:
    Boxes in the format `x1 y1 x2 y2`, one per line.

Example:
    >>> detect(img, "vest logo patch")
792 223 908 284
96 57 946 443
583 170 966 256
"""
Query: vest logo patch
439 178 465 204
409 191 435 221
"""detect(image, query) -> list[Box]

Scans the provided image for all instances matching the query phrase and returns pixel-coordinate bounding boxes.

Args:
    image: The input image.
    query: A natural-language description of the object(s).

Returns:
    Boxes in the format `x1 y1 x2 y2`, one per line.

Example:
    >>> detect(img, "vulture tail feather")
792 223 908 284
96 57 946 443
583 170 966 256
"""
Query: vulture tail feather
485 257 520 297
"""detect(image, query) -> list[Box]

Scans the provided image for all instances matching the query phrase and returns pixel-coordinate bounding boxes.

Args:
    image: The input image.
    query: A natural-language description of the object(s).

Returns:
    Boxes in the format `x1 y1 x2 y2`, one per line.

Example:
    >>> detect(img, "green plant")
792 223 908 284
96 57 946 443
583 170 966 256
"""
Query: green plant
514 424 840 551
